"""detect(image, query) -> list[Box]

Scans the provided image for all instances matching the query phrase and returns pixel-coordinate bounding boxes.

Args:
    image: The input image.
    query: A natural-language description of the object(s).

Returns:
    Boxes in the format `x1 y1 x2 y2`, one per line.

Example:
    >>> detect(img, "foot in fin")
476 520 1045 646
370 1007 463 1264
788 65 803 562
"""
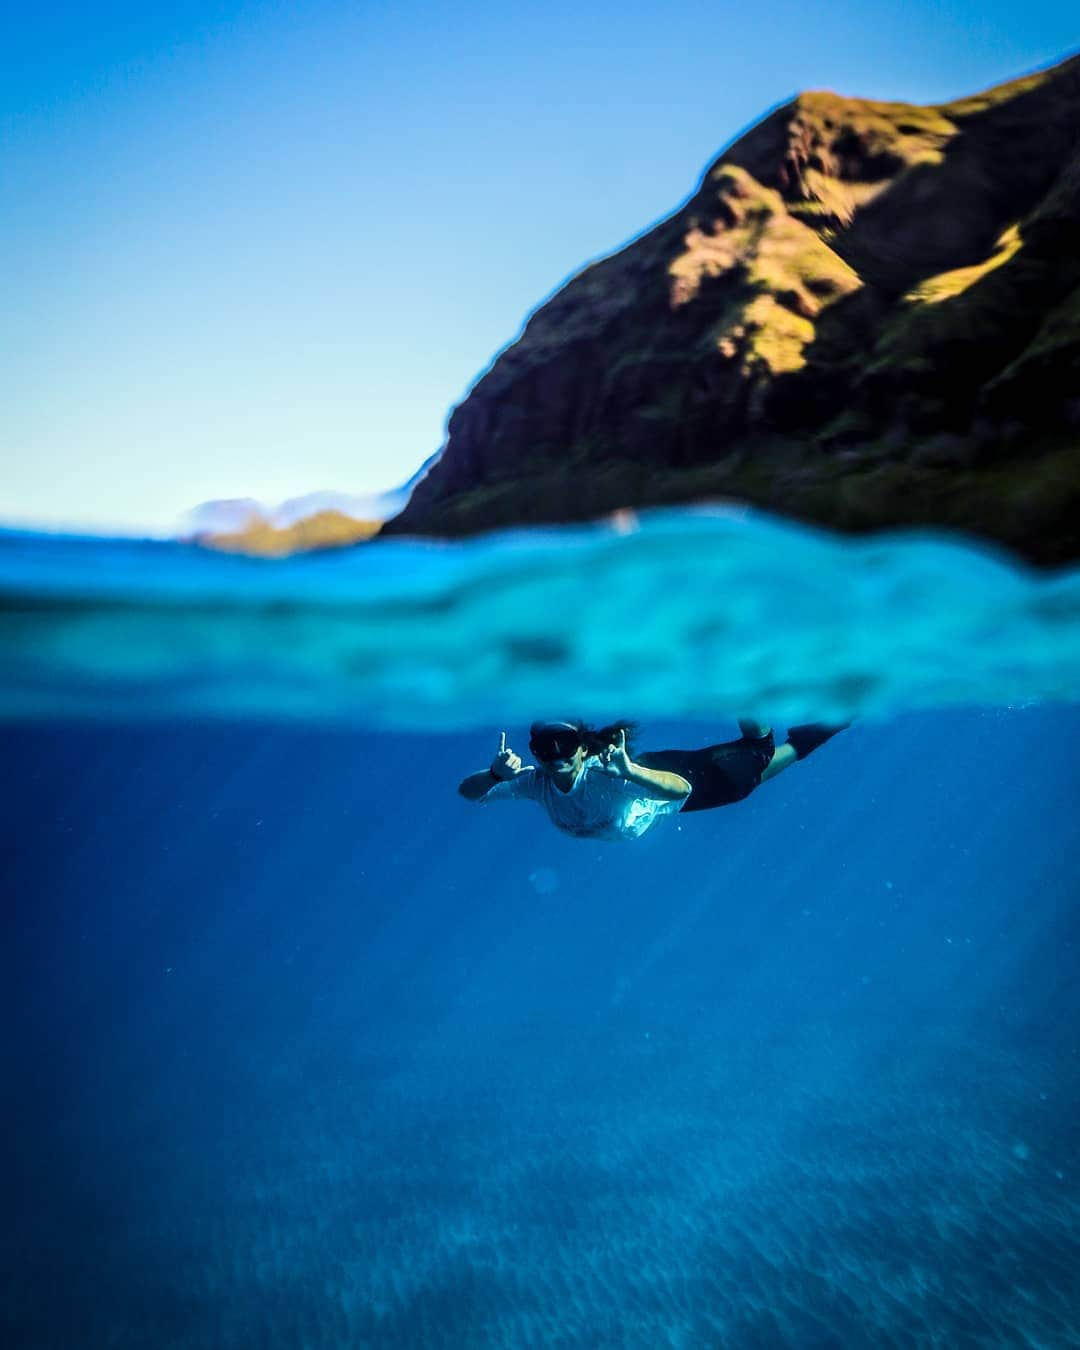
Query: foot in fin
786 722 851 760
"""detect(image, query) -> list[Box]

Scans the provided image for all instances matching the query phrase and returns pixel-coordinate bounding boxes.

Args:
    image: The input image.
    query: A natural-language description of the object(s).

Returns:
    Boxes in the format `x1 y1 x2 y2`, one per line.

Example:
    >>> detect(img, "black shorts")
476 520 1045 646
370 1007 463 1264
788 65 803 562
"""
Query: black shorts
639 730 775 813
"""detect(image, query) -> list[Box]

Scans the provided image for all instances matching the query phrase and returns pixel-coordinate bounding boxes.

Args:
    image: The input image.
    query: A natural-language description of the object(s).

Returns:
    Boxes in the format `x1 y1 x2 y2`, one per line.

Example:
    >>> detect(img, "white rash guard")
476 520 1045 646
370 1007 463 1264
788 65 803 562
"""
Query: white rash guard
480 756 685 841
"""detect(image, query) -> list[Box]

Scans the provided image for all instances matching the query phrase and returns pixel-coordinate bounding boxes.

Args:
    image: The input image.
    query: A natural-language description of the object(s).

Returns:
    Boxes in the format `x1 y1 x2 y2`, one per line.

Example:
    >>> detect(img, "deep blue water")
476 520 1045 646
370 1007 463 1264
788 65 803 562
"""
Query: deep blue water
3 518 1080 1347
4 710 1080 1348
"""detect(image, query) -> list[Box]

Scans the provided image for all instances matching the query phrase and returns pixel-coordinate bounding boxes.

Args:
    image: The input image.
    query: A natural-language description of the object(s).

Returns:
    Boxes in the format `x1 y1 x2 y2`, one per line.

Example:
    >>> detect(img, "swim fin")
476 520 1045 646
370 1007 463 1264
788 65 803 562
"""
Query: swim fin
786 722 851 760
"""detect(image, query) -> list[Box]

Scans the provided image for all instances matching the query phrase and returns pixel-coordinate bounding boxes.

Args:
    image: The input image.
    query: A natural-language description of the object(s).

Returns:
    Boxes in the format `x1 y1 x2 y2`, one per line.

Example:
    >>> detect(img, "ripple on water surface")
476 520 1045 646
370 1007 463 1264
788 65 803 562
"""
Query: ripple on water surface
2 507 1079 725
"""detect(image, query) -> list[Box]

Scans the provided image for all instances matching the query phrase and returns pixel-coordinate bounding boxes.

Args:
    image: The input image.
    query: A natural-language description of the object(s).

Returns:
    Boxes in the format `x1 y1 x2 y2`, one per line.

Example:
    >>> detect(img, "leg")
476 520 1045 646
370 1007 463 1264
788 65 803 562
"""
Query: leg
759 721 850 785
640 726 775 813
644 723 851 809
760 741 798 783
786 722 851 760
738 716 801 785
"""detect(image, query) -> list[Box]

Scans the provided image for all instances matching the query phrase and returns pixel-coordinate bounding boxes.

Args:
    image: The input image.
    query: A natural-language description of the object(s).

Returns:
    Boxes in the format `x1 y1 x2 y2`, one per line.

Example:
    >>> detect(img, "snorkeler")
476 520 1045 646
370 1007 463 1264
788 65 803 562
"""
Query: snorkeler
458 719 848 842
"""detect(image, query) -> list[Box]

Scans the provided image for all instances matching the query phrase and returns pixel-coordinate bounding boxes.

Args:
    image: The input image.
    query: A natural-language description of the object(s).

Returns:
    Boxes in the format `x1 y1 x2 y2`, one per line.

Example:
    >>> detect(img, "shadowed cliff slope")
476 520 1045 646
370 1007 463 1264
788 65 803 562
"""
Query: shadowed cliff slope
385 54 1080 564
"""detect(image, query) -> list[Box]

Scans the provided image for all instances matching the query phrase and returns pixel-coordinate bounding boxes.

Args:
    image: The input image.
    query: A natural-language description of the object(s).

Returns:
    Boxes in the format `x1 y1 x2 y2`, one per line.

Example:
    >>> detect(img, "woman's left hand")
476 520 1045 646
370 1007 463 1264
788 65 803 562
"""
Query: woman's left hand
596 728 633 777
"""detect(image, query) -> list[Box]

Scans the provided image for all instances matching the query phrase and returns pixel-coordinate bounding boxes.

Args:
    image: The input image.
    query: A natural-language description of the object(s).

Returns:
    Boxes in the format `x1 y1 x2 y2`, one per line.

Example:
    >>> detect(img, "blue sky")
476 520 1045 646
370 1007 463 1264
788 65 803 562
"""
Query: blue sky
2 1 1076 533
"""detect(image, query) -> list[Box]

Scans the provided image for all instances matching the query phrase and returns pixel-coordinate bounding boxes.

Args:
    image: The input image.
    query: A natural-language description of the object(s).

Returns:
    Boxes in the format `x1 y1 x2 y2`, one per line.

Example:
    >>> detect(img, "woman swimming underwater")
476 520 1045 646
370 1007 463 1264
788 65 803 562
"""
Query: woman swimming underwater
458 719 848 841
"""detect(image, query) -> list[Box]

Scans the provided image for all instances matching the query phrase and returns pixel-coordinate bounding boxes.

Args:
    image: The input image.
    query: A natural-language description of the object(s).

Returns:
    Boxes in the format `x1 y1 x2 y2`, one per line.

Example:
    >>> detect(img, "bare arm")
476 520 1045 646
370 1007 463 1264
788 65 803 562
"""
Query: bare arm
598 730 690 801
620 760 691 801
458 731 526 802
458 769 505 801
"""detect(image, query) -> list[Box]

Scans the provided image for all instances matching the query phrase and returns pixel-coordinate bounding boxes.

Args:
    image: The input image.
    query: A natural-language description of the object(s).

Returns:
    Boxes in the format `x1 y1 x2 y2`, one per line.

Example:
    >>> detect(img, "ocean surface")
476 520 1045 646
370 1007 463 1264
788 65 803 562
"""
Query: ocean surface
3 510 1079 1348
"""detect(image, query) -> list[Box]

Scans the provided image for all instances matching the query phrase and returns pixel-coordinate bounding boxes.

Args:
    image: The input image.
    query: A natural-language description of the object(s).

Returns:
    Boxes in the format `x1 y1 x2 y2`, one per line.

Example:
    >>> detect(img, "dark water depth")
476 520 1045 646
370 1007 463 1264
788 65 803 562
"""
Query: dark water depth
3 707 1079 1348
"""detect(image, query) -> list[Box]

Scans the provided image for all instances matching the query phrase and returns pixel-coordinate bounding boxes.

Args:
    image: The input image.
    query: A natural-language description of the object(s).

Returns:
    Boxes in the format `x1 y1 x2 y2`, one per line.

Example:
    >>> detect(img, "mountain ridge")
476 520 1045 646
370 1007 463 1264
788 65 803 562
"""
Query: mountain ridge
383 53 1080 565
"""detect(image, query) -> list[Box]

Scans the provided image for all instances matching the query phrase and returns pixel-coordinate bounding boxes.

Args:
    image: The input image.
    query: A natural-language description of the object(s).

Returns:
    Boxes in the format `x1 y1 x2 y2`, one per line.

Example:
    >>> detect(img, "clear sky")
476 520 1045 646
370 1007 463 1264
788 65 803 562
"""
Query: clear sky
2 1 1076 533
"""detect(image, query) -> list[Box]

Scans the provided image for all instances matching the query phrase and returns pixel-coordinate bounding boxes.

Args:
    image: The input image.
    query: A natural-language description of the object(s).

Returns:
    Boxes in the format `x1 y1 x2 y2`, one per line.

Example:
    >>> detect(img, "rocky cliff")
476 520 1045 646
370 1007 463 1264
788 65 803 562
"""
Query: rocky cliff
384 54 1080 565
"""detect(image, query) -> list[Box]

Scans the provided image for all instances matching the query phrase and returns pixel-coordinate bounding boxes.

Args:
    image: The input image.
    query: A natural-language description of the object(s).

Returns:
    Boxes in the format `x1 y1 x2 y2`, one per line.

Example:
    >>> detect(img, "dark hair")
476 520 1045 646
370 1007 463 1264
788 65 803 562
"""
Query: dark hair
560 718 638 757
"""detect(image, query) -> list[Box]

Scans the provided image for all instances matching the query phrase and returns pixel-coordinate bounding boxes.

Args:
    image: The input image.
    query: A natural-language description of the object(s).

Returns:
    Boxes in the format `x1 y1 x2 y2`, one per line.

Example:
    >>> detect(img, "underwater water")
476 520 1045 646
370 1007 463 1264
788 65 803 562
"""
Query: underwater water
2 510 1080 1348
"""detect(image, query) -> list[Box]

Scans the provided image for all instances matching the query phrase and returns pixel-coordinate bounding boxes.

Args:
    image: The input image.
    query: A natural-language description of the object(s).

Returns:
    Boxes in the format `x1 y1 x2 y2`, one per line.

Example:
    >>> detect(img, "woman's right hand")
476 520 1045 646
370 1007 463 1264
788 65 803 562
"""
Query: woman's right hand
490 731 522 780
